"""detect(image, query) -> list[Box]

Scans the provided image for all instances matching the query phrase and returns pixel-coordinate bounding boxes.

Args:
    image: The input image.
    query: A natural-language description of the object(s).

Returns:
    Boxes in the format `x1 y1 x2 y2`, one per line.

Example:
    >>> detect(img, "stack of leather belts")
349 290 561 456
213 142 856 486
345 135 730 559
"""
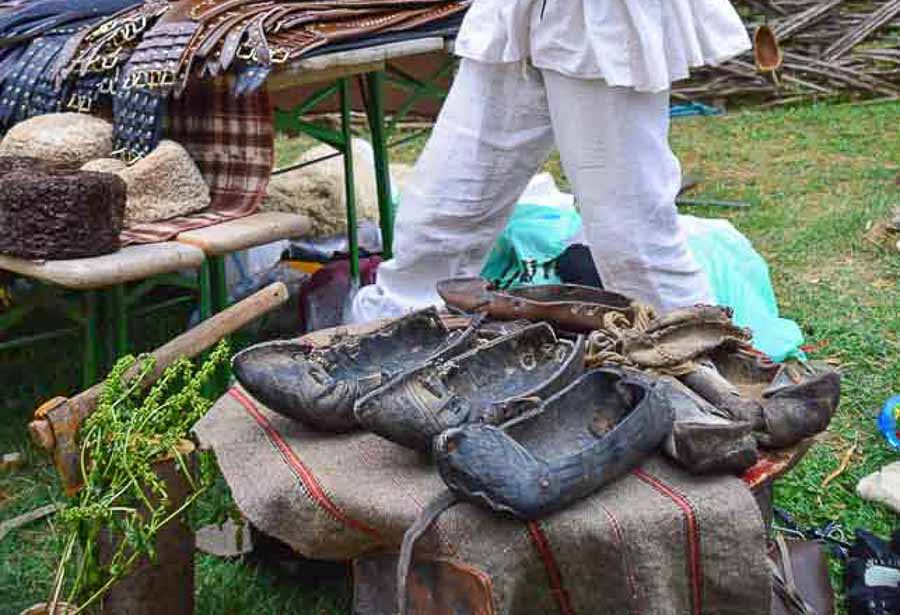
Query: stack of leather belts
0 0 469 159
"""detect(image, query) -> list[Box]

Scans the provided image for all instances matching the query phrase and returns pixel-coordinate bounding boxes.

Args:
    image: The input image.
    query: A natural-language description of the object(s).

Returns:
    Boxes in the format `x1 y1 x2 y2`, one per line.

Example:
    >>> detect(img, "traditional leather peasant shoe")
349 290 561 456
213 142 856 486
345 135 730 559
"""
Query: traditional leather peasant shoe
682 348 841 449
354 322 585 452
436 277 635 332
660 376 758 474
758 364 841 448
232 307 478 432
433 368 674 520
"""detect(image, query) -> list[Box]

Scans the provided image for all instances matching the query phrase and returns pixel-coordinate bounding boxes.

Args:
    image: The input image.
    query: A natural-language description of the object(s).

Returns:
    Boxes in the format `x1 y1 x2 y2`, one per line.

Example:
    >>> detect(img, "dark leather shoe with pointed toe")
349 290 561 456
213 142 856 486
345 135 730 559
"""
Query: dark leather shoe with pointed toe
354 322 585 452
232 307 478 432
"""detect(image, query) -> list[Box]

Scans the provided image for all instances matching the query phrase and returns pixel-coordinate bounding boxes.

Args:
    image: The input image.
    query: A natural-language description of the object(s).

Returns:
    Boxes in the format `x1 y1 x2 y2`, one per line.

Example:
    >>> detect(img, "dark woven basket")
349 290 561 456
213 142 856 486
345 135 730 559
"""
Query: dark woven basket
0 156 126 260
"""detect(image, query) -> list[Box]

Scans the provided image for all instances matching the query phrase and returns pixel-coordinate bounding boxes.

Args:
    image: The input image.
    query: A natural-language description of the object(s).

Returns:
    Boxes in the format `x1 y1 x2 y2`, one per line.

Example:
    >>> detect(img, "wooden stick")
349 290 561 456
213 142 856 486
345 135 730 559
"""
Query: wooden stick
0 503 60 542
823 0 900 61
822 437 858 488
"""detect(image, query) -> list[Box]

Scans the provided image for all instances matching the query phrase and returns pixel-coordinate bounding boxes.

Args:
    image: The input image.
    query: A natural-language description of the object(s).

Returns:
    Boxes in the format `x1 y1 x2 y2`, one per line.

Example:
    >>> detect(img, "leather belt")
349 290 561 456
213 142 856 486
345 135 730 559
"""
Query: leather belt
0 0 471 157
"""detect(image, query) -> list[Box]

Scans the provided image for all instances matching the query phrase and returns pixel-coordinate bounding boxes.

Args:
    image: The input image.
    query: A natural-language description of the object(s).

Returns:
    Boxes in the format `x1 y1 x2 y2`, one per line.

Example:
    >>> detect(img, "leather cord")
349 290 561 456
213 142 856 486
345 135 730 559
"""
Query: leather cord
769 534 818 615
396 489 459 615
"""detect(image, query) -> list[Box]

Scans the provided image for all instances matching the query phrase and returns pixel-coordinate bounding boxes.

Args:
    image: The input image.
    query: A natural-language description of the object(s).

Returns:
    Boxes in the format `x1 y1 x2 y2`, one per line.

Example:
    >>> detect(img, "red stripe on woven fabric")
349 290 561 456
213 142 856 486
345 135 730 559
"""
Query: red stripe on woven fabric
526 521 576 615
632 469 702 615
229 387 382 540
599 504 642 615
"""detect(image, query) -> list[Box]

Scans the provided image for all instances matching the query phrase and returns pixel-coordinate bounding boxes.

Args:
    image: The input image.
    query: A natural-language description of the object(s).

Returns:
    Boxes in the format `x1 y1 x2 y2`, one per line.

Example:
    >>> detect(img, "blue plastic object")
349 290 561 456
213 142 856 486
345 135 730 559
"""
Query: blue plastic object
680 215 805 362
878 395 900 451
670 102 724 118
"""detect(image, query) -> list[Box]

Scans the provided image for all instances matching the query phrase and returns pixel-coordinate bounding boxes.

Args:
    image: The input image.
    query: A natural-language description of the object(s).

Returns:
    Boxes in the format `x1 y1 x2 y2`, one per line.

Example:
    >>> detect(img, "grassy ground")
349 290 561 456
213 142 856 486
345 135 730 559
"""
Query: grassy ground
1 100 898 614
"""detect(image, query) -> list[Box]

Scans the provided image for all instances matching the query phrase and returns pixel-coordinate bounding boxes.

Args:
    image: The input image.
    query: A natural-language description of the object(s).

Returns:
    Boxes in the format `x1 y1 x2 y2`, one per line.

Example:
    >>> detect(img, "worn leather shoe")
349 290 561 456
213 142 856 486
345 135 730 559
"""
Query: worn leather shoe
354 322 585 452
433 368 674 520
682 348 840 449
232 308 478 432
436 277 635 333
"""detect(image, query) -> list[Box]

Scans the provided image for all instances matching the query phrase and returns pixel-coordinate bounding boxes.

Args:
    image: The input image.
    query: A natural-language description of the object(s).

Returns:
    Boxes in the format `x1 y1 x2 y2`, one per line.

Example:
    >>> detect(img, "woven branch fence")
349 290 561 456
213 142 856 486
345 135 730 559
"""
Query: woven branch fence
673 0 900 105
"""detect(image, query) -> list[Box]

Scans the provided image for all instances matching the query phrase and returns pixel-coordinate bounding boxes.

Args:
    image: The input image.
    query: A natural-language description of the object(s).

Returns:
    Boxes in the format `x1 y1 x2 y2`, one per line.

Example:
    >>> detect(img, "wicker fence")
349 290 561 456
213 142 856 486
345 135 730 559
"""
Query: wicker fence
673 0 900 105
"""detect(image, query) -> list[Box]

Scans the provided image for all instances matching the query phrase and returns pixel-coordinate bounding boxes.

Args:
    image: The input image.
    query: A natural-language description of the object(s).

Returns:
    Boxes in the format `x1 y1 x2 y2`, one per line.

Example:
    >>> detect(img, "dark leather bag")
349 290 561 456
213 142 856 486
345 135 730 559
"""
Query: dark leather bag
769 537 835 615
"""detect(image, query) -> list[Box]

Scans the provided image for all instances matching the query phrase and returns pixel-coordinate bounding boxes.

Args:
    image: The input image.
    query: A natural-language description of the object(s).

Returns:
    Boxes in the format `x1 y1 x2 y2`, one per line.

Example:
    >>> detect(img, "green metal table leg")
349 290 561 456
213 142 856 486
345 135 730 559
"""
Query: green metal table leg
365 70 394 259
211 255 229 313
199 259 213 323
101 289 115 370
198 259 215 398
82 290 99 389
112 284 128 358
339 77 360 284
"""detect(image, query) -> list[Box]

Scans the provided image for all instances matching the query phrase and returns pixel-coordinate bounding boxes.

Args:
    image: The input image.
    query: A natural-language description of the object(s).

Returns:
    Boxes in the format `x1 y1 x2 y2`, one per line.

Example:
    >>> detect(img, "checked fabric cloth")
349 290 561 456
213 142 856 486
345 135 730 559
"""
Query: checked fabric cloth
195 386 771 615
120 81 274 245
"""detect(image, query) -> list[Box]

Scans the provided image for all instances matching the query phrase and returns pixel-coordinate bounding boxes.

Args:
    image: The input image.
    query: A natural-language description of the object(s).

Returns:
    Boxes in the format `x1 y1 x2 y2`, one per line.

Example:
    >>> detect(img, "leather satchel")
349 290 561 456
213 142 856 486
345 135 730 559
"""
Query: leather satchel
769 537 835 615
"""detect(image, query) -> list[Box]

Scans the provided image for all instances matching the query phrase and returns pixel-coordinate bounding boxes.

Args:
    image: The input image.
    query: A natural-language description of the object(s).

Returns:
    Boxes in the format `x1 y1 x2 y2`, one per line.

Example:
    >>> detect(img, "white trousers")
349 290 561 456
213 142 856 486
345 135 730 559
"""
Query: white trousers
350 59 712 323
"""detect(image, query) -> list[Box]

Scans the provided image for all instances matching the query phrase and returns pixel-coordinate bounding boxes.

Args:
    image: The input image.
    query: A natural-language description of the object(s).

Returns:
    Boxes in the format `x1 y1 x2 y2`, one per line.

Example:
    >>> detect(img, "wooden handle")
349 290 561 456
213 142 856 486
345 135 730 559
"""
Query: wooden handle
28 281 289 493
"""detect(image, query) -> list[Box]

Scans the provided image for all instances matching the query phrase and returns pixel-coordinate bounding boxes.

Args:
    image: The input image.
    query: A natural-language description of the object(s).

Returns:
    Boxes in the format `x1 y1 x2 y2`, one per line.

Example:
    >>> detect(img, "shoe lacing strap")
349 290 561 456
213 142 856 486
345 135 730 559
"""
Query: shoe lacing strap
396 490 459 615
769 534 818 615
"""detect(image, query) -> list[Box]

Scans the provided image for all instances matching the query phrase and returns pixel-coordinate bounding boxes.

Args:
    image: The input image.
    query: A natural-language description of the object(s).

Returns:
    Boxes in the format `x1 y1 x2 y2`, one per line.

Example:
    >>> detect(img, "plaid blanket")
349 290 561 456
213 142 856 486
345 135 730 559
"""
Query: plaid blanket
121 82 273 245
195 386 771 615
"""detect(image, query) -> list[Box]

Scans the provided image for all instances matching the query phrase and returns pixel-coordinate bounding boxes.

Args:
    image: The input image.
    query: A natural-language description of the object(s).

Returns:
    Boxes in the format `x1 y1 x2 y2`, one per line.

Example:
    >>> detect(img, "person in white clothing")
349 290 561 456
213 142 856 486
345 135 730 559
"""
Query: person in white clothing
350 0 751 323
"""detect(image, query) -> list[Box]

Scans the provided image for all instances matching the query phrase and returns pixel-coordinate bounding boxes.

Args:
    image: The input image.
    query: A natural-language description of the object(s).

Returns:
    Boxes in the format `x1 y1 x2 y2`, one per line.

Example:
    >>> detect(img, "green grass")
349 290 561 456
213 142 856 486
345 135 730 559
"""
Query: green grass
2 100 898 613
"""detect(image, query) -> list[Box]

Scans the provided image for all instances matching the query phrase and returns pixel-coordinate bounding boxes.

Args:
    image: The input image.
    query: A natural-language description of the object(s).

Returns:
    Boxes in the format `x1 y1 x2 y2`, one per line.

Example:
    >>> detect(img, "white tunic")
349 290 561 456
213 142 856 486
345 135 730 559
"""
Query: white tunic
454 0 751 93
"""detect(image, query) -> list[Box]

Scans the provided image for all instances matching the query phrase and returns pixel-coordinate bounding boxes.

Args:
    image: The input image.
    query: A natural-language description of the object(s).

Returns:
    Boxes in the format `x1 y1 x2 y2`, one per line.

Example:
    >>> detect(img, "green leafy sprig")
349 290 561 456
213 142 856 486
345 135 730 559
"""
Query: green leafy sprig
49 341 230 613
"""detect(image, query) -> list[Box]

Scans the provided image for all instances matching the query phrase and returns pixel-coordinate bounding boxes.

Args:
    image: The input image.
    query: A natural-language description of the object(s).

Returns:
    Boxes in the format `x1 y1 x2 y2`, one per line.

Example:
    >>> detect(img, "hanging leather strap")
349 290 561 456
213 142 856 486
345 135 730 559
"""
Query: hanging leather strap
769 534 819 615
397 490 459 615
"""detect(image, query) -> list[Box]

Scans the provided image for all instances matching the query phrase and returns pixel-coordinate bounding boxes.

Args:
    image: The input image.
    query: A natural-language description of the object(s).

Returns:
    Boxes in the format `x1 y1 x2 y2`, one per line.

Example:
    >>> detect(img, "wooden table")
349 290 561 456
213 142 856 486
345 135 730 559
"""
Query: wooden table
0 37 456 391
268 36 456 281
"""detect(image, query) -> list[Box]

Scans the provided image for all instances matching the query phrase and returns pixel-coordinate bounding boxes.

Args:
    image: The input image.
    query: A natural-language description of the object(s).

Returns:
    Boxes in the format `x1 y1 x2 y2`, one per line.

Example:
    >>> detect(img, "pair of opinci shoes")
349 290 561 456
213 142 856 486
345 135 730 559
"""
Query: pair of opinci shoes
233 288 673 521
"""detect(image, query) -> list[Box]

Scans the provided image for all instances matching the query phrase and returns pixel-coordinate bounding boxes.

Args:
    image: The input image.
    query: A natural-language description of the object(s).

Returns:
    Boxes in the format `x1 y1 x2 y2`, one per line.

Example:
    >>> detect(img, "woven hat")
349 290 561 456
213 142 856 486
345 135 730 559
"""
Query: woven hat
0 156 125 259
83 140 210 226
0 113 113 167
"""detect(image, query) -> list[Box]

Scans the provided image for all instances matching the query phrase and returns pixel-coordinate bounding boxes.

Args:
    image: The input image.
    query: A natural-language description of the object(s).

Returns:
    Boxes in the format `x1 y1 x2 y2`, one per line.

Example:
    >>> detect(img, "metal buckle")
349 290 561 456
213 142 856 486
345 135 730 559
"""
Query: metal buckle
270 47 289 64
236 45 255 61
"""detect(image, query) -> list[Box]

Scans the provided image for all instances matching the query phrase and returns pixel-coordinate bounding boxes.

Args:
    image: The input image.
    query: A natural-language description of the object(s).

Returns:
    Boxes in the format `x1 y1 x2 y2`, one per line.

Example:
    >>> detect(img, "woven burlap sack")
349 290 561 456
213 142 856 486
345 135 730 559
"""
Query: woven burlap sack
195 387 771 615
0 113 113 167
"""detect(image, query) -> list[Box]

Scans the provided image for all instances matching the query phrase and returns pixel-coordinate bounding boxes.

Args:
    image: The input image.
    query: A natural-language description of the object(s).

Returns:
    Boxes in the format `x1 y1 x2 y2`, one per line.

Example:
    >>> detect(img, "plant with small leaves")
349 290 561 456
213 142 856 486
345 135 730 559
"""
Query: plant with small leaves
48 341 231 613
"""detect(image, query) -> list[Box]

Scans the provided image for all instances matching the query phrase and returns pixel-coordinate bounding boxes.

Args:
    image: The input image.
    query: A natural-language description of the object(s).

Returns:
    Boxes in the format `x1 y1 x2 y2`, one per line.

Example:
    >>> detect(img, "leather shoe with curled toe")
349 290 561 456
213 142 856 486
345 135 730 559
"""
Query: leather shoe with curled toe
436 276 636 332
232 307 479 432
758 363 841 449
354 322 585 452
433 368 674 520
682 348 841 449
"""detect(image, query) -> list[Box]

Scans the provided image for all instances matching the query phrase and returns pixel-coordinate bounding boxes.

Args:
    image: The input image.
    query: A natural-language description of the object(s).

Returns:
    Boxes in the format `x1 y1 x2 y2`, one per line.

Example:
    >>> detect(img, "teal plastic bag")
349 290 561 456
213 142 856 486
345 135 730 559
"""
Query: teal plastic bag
681 215 804 362
481 203 582 289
